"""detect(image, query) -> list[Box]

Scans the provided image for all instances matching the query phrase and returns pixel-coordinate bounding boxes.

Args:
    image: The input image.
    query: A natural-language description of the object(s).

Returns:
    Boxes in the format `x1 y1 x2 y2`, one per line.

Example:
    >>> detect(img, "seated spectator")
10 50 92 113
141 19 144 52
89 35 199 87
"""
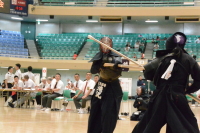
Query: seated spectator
73 73 84 98
73 72 95 114
134 41 140 50
156 36 160 41
195 37 200 44
35 77 51 108
41 73 64 111
73 52 78 60
130 87 149 121
124 44 130 52
164 37 167 40
9 76 24 104
8 75 35 108
127 42 132 48
154 43 159 50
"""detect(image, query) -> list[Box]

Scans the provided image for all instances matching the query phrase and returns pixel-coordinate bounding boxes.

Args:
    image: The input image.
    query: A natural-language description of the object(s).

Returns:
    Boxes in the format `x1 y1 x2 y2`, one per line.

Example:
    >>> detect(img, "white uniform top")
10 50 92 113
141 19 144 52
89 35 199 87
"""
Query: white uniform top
24 79 35 89
38 82 50 91
195 39 200 44
52 80 64 94
73 80 84 93
5 72 14 83
134 44 139 48
81 79 95 96
23 71 35 81
15 69 22 80
50 79 57 89
13 80 24 88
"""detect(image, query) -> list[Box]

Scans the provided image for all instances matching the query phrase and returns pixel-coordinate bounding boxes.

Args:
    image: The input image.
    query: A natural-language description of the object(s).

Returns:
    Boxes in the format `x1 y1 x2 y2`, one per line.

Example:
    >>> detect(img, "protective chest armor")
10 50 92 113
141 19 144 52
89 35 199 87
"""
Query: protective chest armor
100 54 122 82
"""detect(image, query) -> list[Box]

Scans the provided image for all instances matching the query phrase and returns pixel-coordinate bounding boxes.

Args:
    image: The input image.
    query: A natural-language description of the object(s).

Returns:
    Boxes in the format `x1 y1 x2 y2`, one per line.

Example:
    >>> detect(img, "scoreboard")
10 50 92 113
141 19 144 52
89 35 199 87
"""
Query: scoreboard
0 0 29 16
10 0 28 16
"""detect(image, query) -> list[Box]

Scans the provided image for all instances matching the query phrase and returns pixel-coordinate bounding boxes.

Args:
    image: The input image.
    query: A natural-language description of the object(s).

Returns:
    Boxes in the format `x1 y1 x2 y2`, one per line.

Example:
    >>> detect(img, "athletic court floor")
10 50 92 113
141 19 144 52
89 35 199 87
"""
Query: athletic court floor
0 99 199 133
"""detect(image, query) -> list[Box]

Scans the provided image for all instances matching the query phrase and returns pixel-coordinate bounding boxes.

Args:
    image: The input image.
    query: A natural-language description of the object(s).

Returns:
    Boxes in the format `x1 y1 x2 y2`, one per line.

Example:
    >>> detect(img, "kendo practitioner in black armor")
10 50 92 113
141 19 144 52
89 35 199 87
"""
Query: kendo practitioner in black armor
130 87 149 121
87 37 123 133
132 32 200 133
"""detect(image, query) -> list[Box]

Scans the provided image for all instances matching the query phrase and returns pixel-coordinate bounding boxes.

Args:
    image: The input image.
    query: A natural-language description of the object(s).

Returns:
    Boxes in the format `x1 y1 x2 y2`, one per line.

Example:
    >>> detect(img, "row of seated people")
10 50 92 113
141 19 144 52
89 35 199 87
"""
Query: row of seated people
4 67 98 113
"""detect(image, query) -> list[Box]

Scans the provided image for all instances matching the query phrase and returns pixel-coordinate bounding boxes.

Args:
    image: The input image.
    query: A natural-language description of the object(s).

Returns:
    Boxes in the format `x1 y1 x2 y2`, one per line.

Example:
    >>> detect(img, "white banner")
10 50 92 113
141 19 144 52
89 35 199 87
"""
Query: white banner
42 67 47 78
119 78 132 96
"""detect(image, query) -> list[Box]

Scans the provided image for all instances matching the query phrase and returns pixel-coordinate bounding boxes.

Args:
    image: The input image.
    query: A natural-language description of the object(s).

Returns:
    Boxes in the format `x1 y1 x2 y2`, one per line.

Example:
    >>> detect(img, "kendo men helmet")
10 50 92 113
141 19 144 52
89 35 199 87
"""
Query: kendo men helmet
100 37 113 53
165 32 187 50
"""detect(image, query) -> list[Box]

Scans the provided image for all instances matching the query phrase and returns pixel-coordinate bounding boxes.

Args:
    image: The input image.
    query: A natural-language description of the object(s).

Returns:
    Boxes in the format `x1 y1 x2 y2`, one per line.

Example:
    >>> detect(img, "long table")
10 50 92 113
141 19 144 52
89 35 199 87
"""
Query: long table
0 89 50 108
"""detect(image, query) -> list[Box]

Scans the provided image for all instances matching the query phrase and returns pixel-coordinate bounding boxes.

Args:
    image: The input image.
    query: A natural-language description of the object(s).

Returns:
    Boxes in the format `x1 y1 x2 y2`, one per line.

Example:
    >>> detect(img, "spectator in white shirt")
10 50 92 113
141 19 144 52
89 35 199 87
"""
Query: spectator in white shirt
195 37 200 44
94 75 99 83
35 77 51 107
8 75 35 108
8 76 24 105
41 73 64 111
23 66 35 82
134 41 140 50
124 44 130 52
73 73 83 98
73 72 95 114
154 43 159 50
15 63 22 80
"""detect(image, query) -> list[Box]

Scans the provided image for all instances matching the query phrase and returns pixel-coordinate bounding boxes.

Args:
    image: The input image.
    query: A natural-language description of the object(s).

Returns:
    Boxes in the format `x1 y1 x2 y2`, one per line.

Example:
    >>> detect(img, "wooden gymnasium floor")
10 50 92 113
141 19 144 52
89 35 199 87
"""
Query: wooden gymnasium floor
0 99 199 133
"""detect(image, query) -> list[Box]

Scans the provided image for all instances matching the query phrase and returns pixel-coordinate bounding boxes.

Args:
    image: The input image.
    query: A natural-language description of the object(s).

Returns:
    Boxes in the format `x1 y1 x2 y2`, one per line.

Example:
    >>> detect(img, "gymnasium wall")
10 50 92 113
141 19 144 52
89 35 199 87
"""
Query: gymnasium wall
0 68 142 96
61 23 122 35
0 19 21 32
2 18 200 35
36 23 60 35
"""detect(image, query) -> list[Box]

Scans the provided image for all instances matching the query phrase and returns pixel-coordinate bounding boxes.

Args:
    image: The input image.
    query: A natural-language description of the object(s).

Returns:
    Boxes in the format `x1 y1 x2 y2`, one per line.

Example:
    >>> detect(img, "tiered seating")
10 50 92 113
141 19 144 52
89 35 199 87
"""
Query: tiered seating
36 33 86 59
0 30 29 58
85 35 145 60
42 0 95 6
107 0 194 7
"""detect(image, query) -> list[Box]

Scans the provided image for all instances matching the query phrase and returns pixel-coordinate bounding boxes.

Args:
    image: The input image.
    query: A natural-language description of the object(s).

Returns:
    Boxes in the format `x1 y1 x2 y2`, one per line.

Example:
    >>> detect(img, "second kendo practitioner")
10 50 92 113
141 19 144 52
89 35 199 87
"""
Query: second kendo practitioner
132 32 200 133
87 37 123 133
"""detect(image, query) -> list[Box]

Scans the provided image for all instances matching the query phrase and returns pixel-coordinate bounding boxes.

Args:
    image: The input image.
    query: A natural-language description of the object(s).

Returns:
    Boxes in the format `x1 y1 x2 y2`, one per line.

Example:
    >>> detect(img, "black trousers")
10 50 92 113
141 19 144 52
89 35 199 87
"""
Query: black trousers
88 93 122 133
11 94 17 102
71 93 75 98
35 92 48 105
4 83 13 101
42 93 61 108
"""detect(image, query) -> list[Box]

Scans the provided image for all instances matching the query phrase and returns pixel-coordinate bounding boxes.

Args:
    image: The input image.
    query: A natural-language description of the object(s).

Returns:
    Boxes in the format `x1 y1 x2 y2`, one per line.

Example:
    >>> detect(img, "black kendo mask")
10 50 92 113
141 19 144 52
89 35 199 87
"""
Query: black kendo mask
165 32 187 51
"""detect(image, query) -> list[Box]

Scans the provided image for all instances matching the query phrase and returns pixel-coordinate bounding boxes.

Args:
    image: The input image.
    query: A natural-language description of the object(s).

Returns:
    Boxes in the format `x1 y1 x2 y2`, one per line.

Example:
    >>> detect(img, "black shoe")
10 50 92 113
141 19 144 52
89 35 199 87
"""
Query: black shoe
87 106 90 113
8 102 14 108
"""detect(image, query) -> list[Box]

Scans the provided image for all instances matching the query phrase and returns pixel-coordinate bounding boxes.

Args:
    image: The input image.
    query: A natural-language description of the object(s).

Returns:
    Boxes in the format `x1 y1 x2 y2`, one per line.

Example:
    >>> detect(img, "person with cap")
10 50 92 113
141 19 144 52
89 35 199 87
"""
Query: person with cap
195 36 200 43
4 66 14 103
87 37 123 133
132 32 200 133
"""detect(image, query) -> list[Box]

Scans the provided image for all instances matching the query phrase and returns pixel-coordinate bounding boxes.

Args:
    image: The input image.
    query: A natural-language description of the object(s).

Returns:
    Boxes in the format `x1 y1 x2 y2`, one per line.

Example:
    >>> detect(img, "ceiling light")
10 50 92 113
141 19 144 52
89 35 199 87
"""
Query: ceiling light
1 67 8 68
11 17 23 20
86 20 98 23
56 69 70 70
145 20 158 23
36 19 48 22
184 2 194 5
38 21 40 25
